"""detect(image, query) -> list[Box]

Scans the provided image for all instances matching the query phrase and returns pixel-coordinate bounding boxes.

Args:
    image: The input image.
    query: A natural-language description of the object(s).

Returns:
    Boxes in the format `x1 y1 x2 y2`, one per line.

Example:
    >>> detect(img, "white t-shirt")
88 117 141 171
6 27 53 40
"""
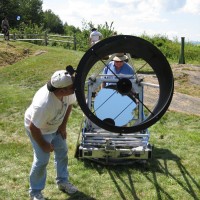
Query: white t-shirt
24 84 76 135
90 30 102 44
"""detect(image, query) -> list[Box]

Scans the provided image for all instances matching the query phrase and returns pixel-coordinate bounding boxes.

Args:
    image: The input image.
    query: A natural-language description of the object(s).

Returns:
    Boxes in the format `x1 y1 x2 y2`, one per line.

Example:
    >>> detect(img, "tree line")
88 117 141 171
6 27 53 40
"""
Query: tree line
0 0 116 51
1 0 199 63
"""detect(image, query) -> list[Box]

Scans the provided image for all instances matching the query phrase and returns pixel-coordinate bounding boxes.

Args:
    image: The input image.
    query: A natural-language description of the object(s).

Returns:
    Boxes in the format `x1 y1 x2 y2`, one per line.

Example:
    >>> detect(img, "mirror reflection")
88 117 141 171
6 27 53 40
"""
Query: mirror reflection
94 88 137 126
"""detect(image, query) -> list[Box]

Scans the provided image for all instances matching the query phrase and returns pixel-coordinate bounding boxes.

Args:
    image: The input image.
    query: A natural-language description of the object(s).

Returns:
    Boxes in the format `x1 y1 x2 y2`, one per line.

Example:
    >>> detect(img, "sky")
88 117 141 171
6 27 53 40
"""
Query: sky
42 0 200 42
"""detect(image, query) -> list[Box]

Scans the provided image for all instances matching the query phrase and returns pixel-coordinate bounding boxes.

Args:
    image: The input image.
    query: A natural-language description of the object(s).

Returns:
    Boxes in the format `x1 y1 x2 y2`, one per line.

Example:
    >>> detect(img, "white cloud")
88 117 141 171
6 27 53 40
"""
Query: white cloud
182 0 200 14
42 0 200 41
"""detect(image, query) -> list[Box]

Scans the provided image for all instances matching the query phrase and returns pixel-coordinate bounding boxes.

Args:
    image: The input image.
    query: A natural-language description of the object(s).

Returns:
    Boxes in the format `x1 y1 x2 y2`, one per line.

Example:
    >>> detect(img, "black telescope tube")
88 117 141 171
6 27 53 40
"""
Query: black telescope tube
74 35 174 133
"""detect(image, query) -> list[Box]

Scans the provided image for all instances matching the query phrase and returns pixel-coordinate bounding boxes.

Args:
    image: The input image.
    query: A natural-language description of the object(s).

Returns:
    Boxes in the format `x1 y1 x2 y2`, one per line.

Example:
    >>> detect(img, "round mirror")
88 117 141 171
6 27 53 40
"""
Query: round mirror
94 88 137 126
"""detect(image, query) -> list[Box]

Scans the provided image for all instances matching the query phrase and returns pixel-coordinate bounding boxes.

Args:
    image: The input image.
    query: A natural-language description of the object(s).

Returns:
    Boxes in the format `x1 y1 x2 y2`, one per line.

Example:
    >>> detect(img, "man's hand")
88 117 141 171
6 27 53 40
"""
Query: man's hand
42 142 54 153
29 122 54 153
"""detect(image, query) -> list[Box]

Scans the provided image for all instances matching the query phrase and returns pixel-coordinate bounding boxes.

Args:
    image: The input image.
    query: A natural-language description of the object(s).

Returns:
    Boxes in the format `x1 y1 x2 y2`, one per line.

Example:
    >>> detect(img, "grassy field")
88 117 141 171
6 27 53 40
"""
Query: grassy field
0 41 200 200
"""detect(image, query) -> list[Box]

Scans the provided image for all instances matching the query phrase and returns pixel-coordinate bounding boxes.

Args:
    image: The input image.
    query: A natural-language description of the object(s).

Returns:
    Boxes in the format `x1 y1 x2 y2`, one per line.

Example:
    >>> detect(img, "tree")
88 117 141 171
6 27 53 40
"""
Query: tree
18 0 43 25
63 23 81 35
98 21 115 38
0 0 43 28
0 0 21 27
43 10 64 34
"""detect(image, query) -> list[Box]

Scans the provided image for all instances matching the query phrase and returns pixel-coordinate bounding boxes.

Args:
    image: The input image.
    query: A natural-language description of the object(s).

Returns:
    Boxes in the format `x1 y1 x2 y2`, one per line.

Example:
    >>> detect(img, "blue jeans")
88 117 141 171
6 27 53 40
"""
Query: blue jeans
26 129 69 196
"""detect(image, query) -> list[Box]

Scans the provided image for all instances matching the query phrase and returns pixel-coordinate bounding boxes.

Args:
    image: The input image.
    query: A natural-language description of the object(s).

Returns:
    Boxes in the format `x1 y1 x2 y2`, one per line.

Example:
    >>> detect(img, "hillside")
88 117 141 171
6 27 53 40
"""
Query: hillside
0 41 48 67
0 40 199 200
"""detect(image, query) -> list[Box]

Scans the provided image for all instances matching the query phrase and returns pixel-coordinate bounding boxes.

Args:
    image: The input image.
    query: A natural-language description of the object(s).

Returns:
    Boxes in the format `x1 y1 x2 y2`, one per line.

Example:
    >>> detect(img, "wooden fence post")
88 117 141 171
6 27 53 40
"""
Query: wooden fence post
178 37 185 64
44 31 48 46
73 34 77 50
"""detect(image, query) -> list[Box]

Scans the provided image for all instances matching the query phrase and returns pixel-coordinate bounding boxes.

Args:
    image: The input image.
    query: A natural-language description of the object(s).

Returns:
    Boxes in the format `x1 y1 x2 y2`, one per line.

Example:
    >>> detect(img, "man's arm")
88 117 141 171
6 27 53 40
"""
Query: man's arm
101 66 109 88
101 82 106 88
29 122 54 152
99 32 103 40
57 104 73 139
88 33 92 45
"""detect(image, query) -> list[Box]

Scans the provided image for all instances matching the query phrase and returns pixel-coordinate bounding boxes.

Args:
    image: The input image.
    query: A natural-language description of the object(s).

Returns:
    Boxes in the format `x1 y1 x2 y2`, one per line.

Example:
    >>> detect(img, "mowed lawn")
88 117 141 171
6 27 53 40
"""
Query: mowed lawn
0 41 199 200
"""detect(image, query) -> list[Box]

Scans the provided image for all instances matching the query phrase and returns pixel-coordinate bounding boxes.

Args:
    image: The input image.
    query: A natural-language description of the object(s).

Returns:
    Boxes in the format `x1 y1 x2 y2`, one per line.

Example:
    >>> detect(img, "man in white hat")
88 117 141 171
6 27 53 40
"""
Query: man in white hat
24 70 78 200
102 53 135 87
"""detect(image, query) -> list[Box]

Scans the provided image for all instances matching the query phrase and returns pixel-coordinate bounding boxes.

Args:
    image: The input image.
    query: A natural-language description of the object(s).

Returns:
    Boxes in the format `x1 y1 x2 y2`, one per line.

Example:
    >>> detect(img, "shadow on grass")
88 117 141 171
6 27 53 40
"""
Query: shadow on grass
147 147 200 200
46 191 96 200
64 191 97 200
81 146 200 200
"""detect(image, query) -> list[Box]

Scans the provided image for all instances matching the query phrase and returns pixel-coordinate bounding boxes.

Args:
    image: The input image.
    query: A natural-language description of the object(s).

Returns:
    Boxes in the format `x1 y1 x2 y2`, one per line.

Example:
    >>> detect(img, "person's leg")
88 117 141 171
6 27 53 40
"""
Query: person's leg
52 132 78 194
4 30 6 40
3 27 7 40
7 30 9 40
52 133 68 184
26 129 53 197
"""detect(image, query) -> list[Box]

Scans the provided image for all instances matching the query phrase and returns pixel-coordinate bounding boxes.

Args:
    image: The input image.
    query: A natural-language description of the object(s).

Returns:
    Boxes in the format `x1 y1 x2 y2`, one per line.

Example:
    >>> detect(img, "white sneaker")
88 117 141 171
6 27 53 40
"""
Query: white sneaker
58 182 78 194
30 193 45 200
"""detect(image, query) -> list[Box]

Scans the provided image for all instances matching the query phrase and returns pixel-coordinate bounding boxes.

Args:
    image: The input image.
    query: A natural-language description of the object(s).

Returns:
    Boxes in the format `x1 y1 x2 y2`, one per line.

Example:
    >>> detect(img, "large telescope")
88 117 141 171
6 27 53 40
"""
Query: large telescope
74 35 174 133
71 35 174 164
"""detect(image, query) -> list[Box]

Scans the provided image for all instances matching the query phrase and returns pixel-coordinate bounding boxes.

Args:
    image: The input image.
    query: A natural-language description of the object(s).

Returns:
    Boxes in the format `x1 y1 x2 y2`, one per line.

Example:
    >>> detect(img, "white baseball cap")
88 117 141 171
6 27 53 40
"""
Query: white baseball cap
47 70 73 91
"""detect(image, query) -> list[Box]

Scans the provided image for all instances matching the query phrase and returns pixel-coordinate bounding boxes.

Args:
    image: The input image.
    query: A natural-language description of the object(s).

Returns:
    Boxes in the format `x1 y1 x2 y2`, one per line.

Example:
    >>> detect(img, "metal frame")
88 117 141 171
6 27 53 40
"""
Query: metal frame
77 74 157 165
73 36 174 165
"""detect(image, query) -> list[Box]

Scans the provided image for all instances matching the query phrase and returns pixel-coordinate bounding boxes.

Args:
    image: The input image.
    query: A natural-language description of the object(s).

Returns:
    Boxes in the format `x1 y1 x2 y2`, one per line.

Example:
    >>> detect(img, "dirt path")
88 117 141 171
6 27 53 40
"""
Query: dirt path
169 92 200 116
144 88 200 116
170 64 200 116
143 64 200 116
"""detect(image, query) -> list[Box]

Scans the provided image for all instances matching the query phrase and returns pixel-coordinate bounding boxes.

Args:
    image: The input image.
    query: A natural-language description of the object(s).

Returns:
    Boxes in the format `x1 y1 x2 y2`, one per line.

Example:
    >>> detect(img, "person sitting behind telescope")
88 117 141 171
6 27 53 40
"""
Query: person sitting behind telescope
102 53 135 87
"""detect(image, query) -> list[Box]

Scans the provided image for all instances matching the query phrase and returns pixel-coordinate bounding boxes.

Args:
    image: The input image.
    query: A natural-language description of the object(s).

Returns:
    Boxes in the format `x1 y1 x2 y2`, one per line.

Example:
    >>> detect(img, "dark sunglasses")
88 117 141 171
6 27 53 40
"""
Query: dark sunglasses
114 61 123 63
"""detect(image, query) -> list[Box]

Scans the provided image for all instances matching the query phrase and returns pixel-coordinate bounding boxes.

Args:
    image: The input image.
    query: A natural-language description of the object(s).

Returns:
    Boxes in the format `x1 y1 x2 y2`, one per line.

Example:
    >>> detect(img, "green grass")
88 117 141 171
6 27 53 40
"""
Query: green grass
0 41 200 200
